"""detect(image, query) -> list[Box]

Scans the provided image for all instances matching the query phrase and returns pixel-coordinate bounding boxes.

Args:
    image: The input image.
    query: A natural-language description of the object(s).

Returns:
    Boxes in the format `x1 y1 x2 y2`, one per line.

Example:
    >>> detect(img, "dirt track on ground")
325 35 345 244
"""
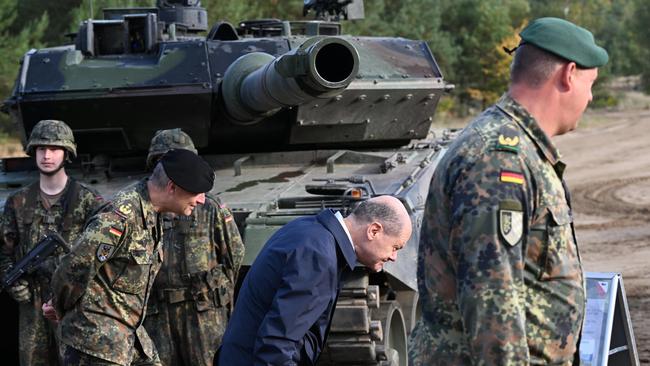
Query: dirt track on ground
555 97 650 364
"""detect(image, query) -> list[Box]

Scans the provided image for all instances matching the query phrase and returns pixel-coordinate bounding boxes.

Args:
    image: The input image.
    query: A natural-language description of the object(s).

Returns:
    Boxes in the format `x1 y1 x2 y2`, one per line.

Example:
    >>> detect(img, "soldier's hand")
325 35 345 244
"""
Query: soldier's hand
9 279 31 303
42 299 60 323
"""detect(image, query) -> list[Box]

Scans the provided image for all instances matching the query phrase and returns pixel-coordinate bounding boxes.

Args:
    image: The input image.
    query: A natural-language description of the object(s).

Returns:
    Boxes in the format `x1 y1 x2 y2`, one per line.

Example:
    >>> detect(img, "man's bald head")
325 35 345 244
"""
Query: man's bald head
345 196 412 271
349 196 411 237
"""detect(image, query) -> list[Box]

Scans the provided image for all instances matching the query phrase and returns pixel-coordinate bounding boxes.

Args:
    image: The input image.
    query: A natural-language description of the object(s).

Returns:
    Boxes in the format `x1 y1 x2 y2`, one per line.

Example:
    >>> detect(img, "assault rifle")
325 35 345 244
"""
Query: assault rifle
1 232 67 290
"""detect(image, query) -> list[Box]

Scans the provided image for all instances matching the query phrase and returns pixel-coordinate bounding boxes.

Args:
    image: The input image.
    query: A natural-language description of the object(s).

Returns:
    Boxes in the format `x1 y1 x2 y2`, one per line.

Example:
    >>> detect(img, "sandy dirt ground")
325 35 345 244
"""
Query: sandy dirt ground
554 92 650 364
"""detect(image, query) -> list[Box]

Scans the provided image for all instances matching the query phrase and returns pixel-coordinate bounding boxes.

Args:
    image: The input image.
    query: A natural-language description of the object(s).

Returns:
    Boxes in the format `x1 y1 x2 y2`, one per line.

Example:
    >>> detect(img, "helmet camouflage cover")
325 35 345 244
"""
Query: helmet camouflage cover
26 119 77 158
147 128 198 168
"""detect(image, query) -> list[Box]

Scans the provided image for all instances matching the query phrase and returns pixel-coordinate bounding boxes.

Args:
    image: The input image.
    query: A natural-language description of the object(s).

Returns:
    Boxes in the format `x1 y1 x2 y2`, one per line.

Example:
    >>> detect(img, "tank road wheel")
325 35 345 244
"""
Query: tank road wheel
395 291 419 334
374 300 408 366
380 348 399 366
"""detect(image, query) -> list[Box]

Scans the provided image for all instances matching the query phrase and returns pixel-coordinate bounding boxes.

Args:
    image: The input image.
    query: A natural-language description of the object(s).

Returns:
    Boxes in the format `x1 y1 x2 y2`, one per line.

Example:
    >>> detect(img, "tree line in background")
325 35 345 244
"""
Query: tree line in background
1 0 649 135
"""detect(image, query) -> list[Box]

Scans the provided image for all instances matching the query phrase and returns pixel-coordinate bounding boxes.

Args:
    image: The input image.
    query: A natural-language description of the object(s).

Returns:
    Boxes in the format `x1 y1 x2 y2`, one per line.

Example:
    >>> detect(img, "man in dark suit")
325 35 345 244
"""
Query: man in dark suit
217 196 412 365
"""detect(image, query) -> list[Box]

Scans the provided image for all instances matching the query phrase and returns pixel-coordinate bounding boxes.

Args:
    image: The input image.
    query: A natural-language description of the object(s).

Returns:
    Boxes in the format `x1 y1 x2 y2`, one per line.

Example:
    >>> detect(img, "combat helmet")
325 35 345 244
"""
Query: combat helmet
26 120 77 158
147 128 197 168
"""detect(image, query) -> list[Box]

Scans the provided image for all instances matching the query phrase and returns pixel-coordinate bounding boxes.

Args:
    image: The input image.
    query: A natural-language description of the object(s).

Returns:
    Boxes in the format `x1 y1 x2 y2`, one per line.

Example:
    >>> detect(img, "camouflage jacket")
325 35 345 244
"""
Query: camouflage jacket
52 179 163 365
0 178 103 290
410 94 584 366
148 194 244 312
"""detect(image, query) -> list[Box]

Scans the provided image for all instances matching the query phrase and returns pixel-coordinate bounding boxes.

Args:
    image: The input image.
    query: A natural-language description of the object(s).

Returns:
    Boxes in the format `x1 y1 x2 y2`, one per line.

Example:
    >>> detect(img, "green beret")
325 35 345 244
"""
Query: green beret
520 17 608 68
160 149 214 194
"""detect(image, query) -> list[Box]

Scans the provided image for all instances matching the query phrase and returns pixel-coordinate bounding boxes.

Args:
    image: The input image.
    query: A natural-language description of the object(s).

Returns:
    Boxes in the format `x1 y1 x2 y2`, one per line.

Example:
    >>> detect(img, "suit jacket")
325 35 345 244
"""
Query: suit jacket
218 209 357 366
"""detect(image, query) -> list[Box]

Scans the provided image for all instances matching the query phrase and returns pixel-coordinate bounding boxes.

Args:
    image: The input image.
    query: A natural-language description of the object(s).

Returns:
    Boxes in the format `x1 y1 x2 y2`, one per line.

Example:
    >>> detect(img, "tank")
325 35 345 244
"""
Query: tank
1 1 454 364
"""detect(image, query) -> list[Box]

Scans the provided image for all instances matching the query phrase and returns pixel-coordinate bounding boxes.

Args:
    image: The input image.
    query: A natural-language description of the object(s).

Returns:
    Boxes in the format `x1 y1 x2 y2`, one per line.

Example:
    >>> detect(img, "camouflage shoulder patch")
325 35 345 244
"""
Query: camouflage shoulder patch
118 204 132 216
495 124 521 153
499 200 523 246
497 135 519 151
499 209 523 246
114 204 132 220
96 243 115 262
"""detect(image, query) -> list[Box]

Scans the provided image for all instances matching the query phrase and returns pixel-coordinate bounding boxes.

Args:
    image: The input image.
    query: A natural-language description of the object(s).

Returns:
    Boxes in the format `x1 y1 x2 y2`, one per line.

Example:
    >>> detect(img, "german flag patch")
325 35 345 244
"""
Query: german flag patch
222 208 234 223
109 227 123 237
500 170 525 185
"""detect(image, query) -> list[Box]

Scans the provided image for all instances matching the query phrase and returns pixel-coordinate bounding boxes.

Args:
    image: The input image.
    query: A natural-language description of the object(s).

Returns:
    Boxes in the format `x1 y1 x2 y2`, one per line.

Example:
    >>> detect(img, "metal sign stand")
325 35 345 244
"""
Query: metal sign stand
580 272 640 366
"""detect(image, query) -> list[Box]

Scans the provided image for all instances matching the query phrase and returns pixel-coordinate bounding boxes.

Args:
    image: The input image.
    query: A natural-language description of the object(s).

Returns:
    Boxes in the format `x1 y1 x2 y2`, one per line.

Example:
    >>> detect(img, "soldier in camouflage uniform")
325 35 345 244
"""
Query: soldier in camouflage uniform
0 120 104 366
409 18 608 365
49 149 214 366
142 129 244 366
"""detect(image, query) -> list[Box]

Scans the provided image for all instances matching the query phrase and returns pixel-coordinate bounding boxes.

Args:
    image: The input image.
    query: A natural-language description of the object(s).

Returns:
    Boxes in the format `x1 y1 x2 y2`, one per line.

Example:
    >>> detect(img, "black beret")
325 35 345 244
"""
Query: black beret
160 149 214 194
520 17 608 68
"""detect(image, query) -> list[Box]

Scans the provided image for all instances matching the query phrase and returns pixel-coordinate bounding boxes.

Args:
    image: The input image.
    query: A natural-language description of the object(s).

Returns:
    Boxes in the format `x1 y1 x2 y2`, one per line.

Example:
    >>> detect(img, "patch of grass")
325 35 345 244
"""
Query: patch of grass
578 111 612 128
614 91 650 111
0 134 27 158
591 93 619 109
579 90 650 128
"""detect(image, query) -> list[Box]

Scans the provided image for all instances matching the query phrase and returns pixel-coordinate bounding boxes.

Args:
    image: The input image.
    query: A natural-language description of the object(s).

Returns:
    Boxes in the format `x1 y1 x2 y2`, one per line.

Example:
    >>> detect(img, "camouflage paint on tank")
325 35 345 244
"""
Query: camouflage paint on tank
7 25 446 155
22 42 210 93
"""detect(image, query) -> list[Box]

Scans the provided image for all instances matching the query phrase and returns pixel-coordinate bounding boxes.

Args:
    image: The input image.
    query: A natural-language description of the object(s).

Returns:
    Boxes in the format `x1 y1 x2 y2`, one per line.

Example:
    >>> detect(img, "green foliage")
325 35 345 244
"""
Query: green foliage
591 91 619 109
529 0 643 76
204 0 302 25
631 0 650 93
10 0 79 44
0 0 48 133
439 0 529 111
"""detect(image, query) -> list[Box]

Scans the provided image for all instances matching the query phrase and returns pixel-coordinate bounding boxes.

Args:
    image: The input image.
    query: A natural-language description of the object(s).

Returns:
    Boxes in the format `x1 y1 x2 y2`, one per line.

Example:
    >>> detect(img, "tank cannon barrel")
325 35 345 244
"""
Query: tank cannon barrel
221 37 359 124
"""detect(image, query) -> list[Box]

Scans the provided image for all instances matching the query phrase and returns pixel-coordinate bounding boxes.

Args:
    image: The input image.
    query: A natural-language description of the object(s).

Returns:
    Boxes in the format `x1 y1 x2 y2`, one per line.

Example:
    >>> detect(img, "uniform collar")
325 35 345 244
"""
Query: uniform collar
135 179 158 230
496 93 564 167
36 177 71 208
317 209 357 270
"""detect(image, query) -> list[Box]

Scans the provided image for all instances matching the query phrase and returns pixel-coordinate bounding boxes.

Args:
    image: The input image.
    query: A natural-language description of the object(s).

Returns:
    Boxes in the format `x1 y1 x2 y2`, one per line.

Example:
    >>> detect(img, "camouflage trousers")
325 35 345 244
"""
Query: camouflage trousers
62 345 161 366
18 287 61 366
408 319 473 366
143 298 229 366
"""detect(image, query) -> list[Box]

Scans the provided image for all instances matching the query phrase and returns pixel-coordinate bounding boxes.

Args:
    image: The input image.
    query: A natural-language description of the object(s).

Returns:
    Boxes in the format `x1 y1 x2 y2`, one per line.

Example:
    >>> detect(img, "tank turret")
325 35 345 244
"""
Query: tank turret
2 0 445 156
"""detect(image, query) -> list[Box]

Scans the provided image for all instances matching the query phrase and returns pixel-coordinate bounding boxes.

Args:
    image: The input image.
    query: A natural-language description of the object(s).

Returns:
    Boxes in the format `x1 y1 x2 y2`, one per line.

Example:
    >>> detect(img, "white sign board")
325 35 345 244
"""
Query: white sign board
580 272 639 366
